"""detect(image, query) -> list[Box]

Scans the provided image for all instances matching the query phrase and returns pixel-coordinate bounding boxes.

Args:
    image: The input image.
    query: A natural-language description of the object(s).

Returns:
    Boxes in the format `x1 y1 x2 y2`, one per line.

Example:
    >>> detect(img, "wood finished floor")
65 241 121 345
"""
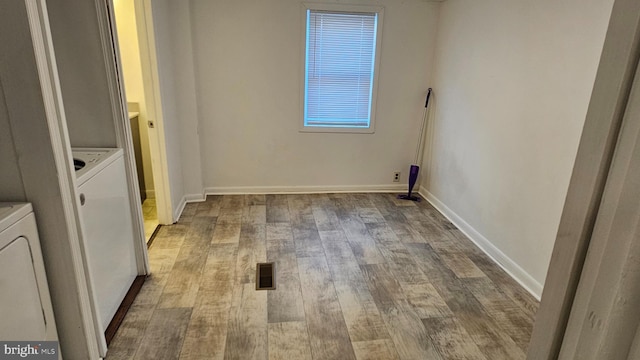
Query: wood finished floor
106 193 539 360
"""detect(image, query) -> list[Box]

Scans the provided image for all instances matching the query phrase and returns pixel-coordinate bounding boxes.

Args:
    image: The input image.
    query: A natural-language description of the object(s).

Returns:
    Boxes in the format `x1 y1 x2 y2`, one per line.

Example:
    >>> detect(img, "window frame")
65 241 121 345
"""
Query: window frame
299 3 384 134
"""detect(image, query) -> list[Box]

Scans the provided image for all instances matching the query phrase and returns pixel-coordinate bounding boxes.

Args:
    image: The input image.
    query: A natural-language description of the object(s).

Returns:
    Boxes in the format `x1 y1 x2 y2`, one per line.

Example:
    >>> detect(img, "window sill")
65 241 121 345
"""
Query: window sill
299 125 375 134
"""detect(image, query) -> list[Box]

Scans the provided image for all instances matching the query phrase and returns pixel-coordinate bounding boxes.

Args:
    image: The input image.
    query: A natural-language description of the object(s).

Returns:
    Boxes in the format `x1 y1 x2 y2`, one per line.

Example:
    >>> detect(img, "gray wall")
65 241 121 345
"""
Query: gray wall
421 0 615 296
47 0 118 147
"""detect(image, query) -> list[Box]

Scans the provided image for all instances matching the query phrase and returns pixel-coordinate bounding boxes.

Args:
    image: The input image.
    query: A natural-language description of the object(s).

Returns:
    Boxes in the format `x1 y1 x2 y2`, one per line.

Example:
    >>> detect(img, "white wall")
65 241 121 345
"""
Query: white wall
421 0 614 295
47 0 118 148
190 0 440 192
113 0 155 198
149 0 185 215
170 0 204 199
150 0 205 216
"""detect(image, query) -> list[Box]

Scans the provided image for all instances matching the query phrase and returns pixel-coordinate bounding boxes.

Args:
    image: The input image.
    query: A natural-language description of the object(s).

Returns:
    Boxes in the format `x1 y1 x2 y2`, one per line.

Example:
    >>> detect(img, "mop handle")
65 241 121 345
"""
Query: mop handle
425 88 432 108
414 88 433 165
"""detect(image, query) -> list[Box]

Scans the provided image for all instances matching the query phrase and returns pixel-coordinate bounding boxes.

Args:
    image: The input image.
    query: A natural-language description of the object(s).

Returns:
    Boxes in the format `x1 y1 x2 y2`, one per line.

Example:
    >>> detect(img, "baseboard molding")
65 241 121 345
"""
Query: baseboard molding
173 193 206 222
419 186 543 300
173 197 187 223
205 184 407 195
145 189 155 199
184 193 207 202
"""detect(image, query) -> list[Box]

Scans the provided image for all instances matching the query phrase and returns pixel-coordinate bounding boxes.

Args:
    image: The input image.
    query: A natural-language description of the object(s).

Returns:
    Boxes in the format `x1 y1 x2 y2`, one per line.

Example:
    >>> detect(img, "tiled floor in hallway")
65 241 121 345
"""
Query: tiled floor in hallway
106 193 539 360
142 198 159 243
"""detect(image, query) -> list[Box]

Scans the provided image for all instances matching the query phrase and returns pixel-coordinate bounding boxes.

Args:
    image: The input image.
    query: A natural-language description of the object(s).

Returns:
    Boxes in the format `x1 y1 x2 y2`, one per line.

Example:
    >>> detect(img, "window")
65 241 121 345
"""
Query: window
301 4 383 133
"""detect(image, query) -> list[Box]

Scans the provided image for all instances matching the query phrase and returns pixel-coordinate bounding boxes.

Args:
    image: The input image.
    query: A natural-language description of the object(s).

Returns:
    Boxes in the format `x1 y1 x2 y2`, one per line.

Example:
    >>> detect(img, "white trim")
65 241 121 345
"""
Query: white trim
205 184 406 195
98 0 150 280
173 193 206 221
184 193 207 202
135 0 174 225
146 189 156 199
173 197 187 223
419 186 543 299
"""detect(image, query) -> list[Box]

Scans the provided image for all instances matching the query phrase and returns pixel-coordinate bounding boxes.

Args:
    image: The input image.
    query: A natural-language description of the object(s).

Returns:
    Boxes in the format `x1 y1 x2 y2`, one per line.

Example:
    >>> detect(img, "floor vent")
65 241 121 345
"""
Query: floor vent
256 262 276 290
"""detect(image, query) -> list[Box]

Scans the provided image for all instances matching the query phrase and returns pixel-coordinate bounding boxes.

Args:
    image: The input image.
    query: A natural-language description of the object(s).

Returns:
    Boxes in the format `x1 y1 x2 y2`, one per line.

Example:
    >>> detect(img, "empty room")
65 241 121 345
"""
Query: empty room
2 0 639 359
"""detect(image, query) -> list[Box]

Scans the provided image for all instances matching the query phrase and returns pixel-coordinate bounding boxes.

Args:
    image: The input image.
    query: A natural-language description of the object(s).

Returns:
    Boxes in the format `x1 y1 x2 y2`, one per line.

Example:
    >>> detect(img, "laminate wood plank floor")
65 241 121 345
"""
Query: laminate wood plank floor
106 194 539 360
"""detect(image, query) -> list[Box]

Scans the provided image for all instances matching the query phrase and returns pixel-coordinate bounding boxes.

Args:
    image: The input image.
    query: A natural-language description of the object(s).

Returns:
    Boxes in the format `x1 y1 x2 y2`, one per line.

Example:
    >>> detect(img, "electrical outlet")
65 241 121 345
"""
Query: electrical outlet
393 172 401 182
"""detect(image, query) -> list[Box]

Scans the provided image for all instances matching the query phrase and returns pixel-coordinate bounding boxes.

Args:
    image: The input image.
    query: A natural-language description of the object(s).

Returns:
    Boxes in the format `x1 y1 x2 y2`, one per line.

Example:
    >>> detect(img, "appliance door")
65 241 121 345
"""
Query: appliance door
79 155 137 331
0 237 47 340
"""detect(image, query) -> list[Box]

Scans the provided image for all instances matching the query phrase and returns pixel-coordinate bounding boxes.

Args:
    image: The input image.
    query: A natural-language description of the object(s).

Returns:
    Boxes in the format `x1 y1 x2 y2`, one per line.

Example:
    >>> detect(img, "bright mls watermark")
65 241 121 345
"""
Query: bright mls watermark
0 342 58 359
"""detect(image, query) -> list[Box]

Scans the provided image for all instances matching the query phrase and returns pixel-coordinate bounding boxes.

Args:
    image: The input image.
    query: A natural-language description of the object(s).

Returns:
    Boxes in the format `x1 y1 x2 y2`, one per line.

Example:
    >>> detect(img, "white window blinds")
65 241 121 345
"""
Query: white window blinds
304 10 379 128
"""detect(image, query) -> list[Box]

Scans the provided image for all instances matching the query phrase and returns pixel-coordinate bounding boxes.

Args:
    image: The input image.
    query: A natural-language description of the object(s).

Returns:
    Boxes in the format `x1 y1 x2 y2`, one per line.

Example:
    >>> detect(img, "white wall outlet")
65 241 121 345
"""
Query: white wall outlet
393 171 401 182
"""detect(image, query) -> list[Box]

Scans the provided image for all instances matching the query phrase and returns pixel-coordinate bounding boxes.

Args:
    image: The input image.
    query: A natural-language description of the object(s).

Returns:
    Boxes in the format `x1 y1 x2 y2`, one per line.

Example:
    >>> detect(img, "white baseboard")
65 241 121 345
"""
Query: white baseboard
145 189 155 199
173 193 206 222
419 186 543 300
184 193 206 202
205 184 407 195
173 197 187 223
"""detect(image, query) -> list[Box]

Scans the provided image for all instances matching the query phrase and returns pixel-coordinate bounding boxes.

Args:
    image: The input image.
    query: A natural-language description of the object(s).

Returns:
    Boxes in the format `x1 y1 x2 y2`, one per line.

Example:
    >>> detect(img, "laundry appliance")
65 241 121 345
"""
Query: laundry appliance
0 202 59 343
72 148 138 332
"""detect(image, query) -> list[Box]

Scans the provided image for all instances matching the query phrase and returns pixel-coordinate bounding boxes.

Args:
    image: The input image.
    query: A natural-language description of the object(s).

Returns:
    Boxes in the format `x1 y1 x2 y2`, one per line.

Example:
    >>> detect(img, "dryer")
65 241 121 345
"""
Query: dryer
0 203 59 342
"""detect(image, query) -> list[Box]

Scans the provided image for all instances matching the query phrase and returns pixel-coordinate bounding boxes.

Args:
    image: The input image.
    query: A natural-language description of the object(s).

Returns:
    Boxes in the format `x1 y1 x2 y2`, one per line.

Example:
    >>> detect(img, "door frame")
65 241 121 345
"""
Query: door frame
95 0 152 279
527 0 640 358
101 0 174 229
103 0 176 225
100 0 176 242
558 45 640 359
131 0 175 226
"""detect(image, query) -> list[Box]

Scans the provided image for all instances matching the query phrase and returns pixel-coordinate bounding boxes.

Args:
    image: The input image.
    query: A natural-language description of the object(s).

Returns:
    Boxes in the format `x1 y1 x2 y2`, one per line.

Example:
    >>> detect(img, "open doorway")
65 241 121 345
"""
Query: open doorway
113 0 158 242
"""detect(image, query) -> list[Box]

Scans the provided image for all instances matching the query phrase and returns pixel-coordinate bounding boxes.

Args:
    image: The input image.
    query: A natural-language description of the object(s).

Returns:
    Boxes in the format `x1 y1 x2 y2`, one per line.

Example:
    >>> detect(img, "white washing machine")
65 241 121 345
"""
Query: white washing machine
0 203 59 342
72 148 138 332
